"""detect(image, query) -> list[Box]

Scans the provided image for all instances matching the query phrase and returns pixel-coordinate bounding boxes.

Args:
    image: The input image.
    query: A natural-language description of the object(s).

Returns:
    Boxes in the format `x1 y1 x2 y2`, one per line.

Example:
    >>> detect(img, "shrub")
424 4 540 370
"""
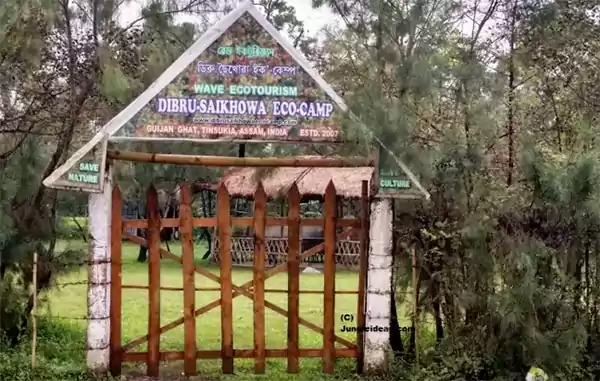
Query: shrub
0 317 110 381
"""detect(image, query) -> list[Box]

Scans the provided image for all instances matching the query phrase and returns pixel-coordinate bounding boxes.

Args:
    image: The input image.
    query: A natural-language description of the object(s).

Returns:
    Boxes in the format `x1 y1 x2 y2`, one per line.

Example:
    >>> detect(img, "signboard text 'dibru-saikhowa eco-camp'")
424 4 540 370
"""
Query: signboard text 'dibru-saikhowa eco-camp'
113 13 341 143
42 1 430 200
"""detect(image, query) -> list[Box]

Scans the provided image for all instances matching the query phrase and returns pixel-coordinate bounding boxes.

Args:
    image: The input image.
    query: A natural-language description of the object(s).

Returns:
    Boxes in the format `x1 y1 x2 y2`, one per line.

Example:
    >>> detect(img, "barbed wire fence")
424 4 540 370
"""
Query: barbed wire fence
30 252 95 367
28 209 427 372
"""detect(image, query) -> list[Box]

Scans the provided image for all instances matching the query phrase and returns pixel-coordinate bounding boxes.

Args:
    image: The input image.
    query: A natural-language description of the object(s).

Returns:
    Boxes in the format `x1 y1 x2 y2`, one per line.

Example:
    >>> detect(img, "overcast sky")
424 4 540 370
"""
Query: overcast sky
116 0 500 59
117 0 341 40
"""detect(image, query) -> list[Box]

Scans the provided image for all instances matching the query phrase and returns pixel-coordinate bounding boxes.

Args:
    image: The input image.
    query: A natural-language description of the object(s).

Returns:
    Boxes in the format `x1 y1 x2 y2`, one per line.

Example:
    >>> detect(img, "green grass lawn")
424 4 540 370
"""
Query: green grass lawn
41 240 416 379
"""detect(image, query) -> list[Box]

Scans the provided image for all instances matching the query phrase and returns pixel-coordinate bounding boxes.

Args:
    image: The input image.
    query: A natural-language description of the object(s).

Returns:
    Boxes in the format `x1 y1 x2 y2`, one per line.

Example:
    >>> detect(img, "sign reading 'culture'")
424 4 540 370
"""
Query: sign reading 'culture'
113 13 342 142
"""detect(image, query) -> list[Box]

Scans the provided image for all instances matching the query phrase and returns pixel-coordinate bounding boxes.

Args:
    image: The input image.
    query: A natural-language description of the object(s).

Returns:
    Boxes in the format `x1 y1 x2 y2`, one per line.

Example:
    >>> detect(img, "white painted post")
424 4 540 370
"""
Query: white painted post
363 197 394 373
86 167 112 372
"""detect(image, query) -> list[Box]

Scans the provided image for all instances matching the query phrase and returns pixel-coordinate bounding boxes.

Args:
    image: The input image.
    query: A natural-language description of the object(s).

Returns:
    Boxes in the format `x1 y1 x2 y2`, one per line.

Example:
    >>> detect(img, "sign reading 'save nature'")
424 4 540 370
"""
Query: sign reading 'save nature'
66 161 101 184
53 138 107 192
114 13 342 142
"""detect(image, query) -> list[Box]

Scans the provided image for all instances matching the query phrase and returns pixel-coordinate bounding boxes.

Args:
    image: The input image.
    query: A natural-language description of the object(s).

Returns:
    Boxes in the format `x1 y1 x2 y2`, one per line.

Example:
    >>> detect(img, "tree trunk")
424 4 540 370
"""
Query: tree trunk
506 0 518 186
408 273 421 359
136 208 148 263
137 237 148 262
432 278 444 342
390 288 405 359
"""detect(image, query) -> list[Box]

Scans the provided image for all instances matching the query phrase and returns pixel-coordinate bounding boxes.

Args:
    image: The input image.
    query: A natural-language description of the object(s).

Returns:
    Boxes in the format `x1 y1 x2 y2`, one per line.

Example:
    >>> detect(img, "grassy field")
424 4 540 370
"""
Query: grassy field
35 239 415 380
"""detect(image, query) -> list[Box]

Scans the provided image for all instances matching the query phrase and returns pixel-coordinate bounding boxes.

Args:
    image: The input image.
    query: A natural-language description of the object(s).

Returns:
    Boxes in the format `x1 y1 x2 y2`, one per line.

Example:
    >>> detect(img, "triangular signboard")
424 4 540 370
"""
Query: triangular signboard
49 138 108 193
43 0 430 200
111 5 344 143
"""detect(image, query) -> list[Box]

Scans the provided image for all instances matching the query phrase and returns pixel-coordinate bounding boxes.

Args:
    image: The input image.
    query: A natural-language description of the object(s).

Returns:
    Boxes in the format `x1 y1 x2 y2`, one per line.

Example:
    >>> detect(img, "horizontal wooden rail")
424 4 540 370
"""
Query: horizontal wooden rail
121 217 361 229
122 285 221 292
262 289 358 294
121 285 358 294
120 228 359 352
122 348 357 362
107 150 374 168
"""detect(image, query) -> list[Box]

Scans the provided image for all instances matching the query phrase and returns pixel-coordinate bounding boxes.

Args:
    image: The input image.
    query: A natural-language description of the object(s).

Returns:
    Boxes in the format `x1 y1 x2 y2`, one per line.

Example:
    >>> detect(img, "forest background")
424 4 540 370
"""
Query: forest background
2 0 600 380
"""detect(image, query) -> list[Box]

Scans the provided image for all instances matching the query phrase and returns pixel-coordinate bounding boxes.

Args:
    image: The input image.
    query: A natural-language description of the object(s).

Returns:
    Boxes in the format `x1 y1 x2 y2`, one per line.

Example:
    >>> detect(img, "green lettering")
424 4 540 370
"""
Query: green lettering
283 87 298 97
380 178 410 189
68 172 99 184
195 83 224 95
79 162 99 172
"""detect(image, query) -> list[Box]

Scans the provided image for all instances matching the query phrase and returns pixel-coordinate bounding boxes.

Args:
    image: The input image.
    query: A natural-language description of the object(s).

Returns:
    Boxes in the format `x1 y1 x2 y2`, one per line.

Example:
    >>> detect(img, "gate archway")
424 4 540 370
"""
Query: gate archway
42 0 429 376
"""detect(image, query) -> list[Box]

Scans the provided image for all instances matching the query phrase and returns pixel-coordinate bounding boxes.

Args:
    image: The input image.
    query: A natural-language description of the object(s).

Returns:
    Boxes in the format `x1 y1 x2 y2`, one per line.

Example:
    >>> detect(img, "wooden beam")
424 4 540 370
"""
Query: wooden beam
109 185 123 376
122 348 358 362
252 183 267 374
107 150 374 168
217 184 234 374
180 184 197 376
323 181 337 374
286 183 301 374
146 186 161 377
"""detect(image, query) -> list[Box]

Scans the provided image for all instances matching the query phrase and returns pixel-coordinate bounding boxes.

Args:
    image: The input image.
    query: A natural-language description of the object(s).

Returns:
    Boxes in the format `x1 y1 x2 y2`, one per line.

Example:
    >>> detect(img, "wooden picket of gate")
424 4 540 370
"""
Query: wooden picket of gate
109 180 370 377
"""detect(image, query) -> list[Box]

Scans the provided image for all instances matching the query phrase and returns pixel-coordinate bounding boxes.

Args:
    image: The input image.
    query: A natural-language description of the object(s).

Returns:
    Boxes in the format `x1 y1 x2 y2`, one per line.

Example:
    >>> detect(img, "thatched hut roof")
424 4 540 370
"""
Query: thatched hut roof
219 156 374 199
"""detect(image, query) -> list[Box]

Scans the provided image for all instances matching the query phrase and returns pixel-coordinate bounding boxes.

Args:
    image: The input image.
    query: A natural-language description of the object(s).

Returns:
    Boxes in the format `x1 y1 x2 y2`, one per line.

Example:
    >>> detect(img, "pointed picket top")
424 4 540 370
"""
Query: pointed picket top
111 184 123 232
179 183 192 205
254 182 267 205
217 182 231 204
146 185 160 221
112 184 122 203
324 180 337 215
287 182 300 206
42 0 430 201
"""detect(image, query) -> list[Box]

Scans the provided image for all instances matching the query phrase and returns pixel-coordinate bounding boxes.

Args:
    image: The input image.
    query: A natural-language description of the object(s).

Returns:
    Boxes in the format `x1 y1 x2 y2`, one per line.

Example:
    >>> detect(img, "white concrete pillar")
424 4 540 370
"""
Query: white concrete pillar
363 197 394 373
86 167 112 372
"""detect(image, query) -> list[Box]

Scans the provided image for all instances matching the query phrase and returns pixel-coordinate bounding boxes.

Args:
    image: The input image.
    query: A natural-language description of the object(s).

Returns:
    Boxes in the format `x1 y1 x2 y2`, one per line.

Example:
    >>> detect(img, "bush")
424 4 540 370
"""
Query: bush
0 271 29 342
56 217 89 240
0 317 111 381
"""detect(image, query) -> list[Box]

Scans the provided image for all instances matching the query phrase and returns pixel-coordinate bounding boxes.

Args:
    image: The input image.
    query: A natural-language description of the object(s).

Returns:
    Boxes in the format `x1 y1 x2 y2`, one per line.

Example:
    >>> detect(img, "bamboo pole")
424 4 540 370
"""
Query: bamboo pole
31 252 38 368
107 150 374 168
411 245 419 368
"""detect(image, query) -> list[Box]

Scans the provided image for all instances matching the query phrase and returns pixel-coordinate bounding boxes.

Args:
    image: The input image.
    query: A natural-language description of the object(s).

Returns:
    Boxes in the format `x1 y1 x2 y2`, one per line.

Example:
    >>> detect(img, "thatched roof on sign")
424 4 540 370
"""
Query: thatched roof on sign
219 156 374 199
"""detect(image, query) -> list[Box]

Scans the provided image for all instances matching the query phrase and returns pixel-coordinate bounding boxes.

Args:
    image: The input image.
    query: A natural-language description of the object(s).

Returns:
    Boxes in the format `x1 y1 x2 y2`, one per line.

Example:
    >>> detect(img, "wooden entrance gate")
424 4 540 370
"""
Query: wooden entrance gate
109 180 370 377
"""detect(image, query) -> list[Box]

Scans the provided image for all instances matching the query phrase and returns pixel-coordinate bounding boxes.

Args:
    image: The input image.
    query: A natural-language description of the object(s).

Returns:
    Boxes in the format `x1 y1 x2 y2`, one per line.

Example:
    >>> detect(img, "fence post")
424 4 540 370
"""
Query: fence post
363 197 394 373
147 186 161 377
323 181 337 374
287 183 301 373
356 180 370 374
217 184 234 374
31 252 38 368
110 185 122 376
180 184 196 376
86 166 112 373
253 182 267 374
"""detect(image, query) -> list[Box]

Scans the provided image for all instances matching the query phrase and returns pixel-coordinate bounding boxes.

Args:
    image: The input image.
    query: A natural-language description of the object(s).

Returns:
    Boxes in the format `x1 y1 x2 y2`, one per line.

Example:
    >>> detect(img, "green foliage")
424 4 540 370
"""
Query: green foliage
0 270 30 340
4 0 600 378
55 217 89 240
100 63 135 104
0 318 110 381
315 0 600 377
